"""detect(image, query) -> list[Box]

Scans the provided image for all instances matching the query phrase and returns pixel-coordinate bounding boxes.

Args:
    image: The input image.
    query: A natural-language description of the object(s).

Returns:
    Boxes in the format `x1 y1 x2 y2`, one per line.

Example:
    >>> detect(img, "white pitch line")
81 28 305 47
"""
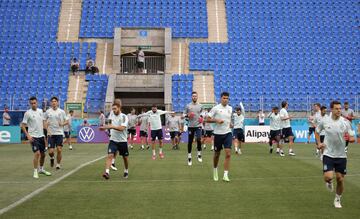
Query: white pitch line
0 155 105 216
102 43 108 74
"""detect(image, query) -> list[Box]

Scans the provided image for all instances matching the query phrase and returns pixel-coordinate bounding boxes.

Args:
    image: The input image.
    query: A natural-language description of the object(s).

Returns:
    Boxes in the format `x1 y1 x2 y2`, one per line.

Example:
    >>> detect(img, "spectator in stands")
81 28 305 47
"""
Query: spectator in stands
91 65 100 74
85 57 94 74
133 47 145 73
257 110 265 126
99 110 106 126
2 106 11 126
70 57 80 75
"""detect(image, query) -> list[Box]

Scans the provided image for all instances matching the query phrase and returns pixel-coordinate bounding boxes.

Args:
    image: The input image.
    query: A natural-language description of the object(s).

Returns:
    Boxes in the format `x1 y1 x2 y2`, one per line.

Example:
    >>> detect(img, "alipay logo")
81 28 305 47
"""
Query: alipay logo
79 127 95 142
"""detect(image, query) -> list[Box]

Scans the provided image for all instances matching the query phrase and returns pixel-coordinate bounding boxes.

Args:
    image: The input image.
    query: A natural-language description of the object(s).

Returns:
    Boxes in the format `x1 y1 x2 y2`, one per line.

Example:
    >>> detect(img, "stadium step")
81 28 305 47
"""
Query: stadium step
193 72 215 103
169 40 189 74
207 0 228 42
67 73 88 103
57 0 82 42
95 42 114 74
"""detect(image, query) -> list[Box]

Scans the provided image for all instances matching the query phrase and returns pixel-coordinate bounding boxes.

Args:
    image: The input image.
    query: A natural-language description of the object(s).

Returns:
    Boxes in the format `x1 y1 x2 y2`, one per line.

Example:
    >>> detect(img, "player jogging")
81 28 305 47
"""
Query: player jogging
232 102 245 155
268 107 284 157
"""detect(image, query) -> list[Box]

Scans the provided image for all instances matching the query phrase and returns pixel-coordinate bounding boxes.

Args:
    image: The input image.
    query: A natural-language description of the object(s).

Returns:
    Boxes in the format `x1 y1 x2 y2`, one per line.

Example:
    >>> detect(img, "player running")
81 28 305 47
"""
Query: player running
101 102 129 180
268 107 284 156
232 102 245 155
202 108 214 151
341 101 355 152
64 110 74 150
44 97 68 169
280 101 295 156
127 108 137 149
21 96 52 178
166 112 182 150
315 101 355 208
138 108 150 150
207 92 233 182
183 91 204 166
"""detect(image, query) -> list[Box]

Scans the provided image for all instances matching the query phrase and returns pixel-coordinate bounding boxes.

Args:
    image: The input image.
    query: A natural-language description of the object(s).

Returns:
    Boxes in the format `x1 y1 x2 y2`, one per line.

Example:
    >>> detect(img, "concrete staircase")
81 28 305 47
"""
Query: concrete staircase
66 73 88 103
95 42 114 74
57 0 82 42
193 73 215 103
169 40 189 74
207 0 228 43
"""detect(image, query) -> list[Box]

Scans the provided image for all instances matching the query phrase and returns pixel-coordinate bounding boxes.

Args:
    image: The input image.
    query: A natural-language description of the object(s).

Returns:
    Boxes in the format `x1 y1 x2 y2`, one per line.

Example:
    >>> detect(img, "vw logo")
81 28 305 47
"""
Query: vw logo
79 127 95 142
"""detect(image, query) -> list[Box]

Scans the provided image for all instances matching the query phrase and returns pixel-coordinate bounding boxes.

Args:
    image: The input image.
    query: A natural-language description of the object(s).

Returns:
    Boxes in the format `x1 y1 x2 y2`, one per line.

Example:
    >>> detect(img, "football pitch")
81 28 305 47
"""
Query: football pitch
1 142 360 219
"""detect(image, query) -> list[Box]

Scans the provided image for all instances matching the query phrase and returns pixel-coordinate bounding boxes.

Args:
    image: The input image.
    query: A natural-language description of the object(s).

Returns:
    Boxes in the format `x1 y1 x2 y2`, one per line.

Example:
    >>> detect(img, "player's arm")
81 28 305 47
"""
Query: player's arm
206 109 223 124
4 113 11 120
280 111 291 121
21 113 33 142
345 121 356 143
315 121 325 149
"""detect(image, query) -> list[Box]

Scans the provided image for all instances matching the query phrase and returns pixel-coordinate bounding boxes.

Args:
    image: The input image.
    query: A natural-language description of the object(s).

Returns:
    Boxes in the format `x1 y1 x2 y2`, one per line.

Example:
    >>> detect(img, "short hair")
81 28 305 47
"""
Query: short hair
221 91 229 97
235 107 241 111
314 103 321 108
192 91 197 95
344 101 349 105
272 106 279 111
50 96 58 102
99 110 104 114
152 104 157 108
114 98 122 105
330 100 341 109
320 106 327 111
281 101 287 108
29 96 37 101
112 103 121 108
142 107 147 112
69 110 74 113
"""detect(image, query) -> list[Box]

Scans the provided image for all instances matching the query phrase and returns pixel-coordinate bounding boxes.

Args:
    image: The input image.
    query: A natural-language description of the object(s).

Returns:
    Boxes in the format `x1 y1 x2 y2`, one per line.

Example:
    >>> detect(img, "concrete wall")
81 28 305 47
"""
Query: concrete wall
115 74 164 90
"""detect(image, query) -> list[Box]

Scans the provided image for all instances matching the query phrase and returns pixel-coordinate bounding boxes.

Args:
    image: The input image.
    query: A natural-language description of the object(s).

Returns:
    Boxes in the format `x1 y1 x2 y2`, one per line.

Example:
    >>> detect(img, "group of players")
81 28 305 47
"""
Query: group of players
22 91 356 208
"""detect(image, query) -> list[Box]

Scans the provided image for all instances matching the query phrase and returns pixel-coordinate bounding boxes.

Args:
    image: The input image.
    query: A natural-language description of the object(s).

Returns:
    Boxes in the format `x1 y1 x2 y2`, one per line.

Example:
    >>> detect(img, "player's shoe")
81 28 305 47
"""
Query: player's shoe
289 151 296 156
152 155 156 160
102 172 109 180
39 169 52 176
211 146 214 151
50 158 54 168
276 148 280 154
56 164 61 170
334 197 342 208
213 169 218 181
238 149 242 155
69 145 73 150
197 155 202 163
235 148 239 155
140 145 145 150
315 149 319 156
279 152 285 157
159 153 165 159
269 147 273 154
110 164 118 171
33 171 39 179
44 146 48 152
129 145 134 150
326 181 334 192
123 172 128 179
222 175 230 182
203 145 206 150
146 145 150 150
188 158 192 166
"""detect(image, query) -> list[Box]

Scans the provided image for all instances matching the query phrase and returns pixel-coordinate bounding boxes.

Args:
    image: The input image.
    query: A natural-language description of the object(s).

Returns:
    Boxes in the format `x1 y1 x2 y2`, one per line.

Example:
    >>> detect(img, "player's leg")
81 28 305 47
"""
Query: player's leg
195 128 203 162
151 130 157 159
48 136 55 167
307 128 311 144
213 147 221 181
111 152 118 171
222 133 232 182
269 131 274 153
334 171 345 208
234 138 239 154
187 128 195 165
37 137 51 175
103 141 117 179
287 128 295 155
55 135 63 169
119 142 129 178
33 150 40 178
275 135 284 156
158 130 164 158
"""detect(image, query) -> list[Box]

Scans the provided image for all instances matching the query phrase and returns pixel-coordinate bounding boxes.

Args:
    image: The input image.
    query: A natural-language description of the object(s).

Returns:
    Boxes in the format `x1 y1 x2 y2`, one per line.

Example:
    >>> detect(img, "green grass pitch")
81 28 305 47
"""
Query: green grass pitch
1 142 360 218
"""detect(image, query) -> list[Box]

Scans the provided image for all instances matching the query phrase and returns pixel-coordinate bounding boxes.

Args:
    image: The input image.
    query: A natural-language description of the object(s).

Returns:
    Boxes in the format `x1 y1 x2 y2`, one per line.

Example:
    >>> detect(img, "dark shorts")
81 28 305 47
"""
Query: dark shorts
308 127 316 135
108 141 129 157
64 131 70 138
282 127 294 138
214 133 233 152
201 129 205 137
151 129 163 141
270 130 282 139
188 127 202 139
128 128 136 136
204 130 213 137
48 135 63 148
170 131 180 139
137 61 144 68
140 130 148 137
323 155 347 175
31 137 46 153
259 123 265 126
320 135 325 143
233 128 245 142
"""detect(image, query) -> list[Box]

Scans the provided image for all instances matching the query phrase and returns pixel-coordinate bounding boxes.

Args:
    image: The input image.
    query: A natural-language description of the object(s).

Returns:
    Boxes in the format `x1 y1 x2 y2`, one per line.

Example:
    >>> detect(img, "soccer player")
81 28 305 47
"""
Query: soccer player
315 101 355 208
207 92 233 182
44 97 68 169
341 101 355 152
307 112 316 144
138 108 150 150
21 97 52 178
139 105 173 160
127 108 137 149
202 108 214 151
64 110 74 150
312 103 322 154
314 106 329 159
232 102 245 155
183 91 203 166
101 102 129 180
109 98 122 171
268 107 284 156
280 101 295 156
166 112 181 150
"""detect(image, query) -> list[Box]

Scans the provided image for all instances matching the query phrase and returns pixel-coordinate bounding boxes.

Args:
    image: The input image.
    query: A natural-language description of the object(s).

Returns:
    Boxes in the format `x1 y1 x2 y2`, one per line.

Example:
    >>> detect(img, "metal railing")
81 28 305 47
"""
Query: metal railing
121 56 165 74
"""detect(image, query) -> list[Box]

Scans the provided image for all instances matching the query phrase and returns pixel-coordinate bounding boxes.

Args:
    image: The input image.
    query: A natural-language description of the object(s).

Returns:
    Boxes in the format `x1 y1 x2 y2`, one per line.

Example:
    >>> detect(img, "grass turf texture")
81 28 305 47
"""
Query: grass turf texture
1 143 360 219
